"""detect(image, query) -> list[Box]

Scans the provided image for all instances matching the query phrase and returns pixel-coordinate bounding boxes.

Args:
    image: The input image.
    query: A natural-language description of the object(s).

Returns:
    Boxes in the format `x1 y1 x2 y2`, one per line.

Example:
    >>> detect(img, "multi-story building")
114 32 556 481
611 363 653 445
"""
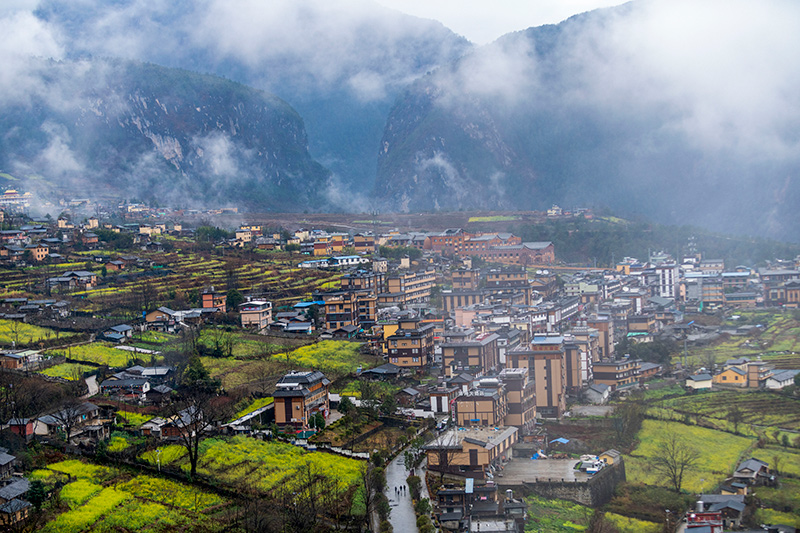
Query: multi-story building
317 289 376 330
592 358 641 390
273 370 330 429
201 287 227 313
442 290 486 313
383 318 436 370
341 271 385 294
485 267 533 306
454 378 508 427
451 269 481 290
424 426 518 479
506 335 567 418
238 300 272 331
353 233 375 255
441 332 500 376
378 268 436 306
655 263 679 298
499 368 536 434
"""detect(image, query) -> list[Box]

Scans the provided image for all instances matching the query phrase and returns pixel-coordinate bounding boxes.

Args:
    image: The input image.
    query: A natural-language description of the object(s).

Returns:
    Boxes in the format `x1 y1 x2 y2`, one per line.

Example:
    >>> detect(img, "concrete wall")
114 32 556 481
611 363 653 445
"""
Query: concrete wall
505 458 626 507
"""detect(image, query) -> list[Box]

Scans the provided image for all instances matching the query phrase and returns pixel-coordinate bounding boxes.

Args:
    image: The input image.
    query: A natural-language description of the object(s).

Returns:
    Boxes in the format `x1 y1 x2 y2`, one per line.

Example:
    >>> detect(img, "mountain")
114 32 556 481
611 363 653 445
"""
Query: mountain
0 58 329 210
32 0 472 204
373 1 800 241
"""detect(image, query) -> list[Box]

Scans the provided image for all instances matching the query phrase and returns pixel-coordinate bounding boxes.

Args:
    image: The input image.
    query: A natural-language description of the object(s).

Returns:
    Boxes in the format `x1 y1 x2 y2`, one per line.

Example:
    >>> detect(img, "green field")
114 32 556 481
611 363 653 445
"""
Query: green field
684 311 800 365
648 389 800 435
36 459 228 532
627 420 753 492
142 436 364 496
229 397 274 422
0 319 74 346
468 215 521 222
46 342 155 368
40 363 95 380
273 340 373 377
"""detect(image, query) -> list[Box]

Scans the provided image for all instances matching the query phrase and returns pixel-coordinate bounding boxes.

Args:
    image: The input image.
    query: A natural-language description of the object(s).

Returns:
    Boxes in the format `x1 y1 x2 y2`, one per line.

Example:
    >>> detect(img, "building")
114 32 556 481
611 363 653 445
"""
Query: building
441 332 500 377
424 426 518 479
273 371 331 430
201 287 226 313
454 379 508 427
379 268 436 306
506 336 567 418
686 373 713 390
317 289 377 331
239 300 273 332
383 318 436 370
712 367 747 387
499 368 536 434
593 359 641 390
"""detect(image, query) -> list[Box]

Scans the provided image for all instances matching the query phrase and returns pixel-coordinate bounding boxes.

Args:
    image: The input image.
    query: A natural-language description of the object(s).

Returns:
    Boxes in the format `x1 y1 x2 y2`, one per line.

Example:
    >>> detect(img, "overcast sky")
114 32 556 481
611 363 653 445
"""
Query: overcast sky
373 0 628 43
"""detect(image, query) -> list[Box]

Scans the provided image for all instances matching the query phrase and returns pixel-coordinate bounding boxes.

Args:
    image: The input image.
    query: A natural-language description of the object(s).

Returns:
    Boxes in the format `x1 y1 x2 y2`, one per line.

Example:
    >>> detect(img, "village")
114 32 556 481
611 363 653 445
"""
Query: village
0 199 799 533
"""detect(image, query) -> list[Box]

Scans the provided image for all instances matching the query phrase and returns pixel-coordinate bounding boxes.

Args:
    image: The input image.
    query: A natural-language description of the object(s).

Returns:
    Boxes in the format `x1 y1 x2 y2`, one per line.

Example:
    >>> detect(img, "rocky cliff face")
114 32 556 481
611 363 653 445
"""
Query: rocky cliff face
373 3 800 241
0 59 329 210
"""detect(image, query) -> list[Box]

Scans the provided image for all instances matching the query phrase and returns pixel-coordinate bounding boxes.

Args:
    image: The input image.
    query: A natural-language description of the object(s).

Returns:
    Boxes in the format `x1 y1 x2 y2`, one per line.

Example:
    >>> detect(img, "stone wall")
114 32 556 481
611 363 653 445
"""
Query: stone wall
502 458 626 507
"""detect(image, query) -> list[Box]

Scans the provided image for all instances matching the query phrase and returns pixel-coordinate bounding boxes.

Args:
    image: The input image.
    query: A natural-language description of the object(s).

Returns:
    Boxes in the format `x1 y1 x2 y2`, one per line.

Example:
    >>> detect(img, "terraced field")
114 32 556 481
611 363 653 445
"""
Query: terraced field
2 243 341 316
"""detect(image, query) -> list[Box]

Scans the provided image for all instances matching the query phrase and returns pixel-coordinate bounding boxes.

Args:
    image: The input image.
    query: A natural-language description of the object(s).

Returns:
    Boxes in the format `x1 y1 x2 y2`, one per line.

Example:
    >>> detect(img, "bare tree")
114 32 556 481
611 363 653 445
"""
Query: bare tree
650 434 700 492
49 398 86 443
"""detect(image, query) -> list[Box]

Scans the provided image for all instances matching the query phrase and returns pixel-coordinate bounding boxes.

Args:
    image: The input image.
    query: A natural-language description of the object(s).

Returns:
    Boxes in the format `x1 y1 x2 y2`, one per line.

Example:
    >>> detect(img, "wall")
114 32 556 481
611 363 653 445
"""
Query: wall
504 458 626 507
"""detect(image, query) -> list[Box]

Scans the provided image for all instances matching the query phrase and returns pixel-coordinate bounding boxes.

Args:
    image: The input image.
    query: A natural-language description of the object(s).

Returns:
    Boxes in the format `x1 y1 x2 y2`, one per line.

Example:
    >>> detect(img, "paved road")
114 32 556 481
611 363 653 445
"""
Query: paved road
385 452 418 533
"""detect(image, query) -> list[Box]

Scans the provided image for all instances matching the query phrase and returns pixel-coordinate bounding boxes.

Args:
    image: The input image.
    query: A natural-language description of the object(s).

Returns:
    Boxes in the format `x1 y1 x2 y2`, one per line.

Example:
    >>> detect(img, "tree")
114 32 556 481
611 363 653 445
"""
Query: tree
650 434 700 492
226 289 244 310
338 395 354 415
727 405 744 435
169 357 228 478
50 397 86 443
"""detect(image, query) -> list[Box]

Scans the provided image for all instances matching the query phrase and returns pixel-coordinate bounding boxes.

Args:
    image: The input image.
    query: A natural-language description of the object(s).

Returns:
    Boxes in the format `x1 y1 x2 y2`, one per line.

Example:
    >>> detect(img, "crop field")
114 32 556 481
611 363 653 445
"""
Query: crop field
67 247 341 315
272 340 377 378
649 390 800 433
46 342 152 368
197 329 285 358
199 356 286 390
754 477 800 526
35 459 231 532
751 445 800 477
40 362 95 380
468 215 521 222
522 496 661 532
626 420 753 492
685 312 800 365
230 397 273 422
117 410 154 426
0 319 75 346
144 436 364 496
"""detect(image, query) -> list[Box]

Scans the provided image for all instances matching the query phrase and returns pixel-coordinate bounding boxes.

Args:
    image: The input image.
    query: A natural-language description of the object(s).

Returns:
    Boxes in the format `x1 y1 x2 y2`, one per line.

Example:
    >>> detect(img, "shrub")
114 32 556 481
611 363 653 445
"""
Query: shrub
379 520 393 533
407 475 422 501
415 497 431 515
416 514 431 527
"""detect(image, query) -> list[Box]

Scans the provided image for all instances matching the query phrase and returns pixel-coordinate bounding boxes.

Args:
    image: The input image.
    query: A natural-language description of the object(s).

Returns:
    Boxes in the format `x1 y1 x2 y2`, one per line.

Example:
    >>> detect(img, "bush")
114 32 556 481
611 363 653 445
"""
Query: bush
415 497 431 515
416 514 431 527
407 475 422 501
376 493 391 521
379 520 393 533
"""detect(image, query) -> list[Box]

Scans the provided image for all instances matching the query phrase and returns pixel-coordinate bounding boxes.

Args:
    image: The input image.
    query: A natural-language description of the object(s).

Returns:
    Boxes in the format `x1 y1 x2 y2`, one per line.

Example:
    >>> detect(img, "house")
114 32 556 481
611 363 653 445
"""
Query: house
359 363 400 380
100 378 151 400
733 457 771 485
397 387 421 407
765 369 800 390
712 367 747 387
35 402 102 439
127 366 175 385
599 449 622 465
698 495 746 530
584 383 611 405
273 370 331 430
201 287 226 313
0 498 31 527
0 452 15 480
686 373 713 390
0 478 29 505
424 426 518 479
147 385 174 406
6 418 35 442
239 300 273 332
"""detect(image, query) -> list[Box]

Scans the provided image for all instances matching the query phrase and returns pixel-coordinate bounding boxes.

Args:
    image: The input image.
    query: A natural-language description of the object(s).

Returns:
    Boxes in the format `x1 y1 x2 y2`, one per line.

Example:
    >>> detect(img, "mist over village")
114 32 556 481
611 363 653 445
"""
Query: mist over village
1 1 800 533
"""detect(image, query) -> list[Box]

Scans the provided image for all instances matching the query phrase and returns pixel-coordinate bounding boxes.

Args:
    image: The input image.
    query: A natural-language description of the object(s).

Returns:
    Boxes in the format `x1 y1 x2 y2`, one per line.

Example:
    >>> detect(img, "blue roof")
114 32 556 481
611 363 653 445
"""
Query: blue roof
550 437 570 444
294 301 324 308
